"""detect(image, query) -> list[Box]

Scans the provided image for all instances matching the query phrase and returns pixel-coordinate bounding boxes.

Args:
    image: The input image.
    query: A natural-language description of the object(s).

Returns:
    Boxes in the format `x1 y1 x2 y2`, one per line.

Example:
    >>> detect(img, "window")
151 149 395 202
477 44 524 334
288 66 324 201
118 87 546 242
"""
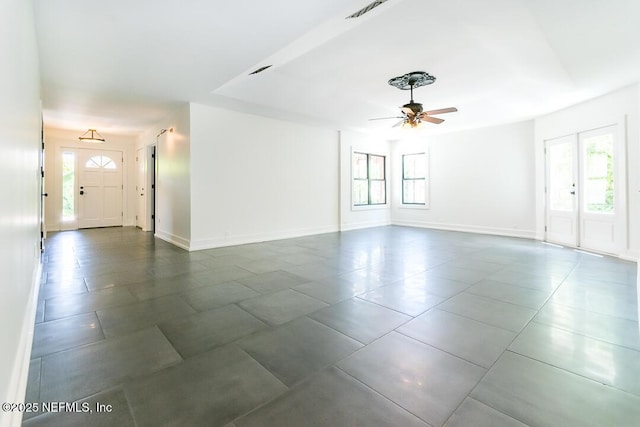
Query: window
353 152 386 206
85 155 116 169
402 153 427 205
62 151 75 220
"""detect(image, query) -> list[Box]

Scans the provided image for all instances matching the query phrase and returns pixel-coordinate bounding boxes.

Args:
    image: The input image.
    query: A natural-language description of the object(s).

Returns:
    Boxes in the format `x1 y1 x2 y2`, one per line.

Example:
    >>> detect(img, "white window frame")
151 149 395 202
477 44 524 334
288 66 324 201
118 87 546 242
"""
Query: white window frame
400 151 430 209
351 150 388 210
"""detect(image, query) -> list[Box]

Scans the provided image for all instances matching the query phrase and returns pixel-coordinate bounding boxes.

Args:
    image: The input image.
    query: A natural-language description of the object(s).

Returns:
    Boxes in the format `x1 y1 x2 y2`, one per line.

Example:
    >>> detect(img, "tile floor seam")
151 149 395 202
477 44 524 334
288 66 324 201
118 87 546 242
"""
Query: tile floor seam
453 261 584 426
333 365 435 427
500 349 640 400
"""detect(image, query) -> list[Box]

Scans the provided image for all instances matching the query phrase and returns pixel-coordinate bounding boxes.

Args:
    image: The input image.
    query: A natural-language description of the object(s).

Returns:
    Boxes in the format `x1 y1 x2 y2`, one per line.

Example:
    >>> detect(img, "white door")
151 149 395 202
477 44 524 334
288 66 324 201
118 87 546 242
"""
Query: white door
136 147 146 228
78 149 123 228
545 125 624 254
545 135 578 246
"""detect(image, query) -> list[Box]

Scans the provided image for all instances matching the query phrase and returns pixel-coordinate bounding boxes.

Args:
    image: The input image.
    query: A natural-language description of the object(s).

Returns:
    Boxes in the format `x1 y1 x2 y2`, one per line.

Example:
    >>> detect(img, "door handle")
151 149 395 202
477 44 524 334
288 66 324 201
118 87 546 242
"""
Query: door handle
79 190 84 195
570 191 575 195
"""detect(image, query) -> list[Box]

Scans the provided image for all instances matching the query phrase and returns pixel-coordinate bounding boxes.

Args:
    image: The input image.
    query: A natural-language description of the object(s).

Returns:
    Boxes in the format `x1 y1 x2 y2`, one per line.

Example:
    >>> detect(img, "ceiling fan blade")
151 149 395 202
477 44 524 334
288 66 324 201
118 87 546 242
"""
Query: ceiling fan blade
369 116 404 121
423 107 458 115
401 107 415 115
392 119 405 128
420 115 444 124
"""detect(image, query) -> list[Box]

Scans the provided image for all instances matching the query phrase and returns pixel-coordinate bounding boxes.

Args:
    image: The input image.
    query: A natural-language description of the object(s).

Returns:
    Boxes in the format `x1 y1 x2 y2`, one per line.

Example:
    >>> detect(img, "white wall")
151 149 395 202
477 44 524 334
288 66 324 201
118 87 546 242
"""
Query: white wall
189 103 339 249
535 84 639 259
391 122 536 238
0 0 42 425
339 130 391 231
43 128 138 231
144 104 192 249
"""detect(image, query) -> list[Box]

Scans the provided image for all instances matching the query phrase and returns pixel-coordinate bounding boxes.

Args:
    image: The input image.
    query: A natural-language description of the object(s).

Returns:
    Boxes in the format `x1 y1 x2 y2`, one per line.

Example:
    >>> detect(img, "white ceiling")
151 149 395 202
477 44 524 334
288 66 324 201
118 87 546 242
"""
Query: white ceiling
34 0 640 137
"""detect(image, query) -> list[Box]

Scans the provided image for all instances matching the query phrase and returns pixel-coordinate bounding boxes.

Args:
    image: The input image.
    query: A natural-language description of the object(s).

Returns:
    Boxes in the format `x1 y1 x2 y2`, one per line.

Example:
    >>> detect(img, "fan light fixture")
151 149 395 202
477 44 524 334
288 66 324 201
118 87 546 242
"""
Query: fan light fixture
368 71 457 127
78 129 106 143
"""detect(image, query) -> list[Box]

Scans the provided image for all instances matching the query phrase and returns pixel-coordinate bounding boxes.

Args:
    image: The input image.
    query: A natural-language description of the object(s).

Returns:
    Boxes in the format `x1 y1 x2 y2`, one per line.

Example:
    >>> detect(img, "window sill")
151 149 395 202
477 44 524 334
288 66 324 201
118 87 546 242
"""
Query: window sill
398 204 430 210
351 204 390 211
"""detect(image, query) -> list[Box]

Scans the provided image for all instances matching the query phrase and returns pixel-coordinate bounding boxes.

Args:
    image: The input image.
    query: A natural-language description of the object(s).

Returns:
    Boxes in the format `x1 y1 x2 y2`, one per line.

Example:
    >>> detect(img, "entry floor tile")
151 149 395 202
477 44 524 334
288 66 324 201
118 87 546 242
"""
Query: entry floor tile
40 327 181 403
32 312 105 358
44 287 137 321
23 387 136 427
237 317 362 387
398 309 516 368
338 332 486 426
357 285 445 317
436 292 537 332
29 227 639 426
191 265 256 286
237 270 310 293
124 345 287 427
308 298 411 344
37 278 88 300
179 281 259 312
533 303 640 351
486 269 563 292
444 398 528 427
231 367 428 427
471 351 640 426
126 275 202 301
392 273 472 298
159 304 267 358
238 289 327 325
509 322 640 397
550 282 638 321
97 295 196 337
466 279 552 309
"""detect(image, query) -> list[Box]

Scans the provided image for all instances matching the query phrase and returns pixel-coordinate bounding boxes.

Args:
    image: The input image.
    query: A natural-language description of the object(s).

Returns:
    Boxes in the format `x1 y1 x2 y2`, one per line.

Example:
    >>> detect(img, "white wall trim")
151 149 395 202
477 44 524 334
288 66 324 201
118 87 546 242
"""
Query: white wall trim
620 249 640 262
392 219 537 240
154 230 190 251
340 219 392 232
189 225 340 251
3 262 41 427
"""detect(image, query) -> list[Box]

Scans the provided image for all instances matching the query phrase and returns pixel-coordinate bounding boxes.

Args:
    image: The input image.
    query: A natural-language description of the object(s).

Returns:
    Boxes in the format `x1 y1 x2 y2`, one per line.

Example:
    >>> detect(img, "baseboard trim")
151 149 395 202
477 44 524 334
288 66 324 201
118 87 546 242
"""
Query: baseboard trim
3 261 41 427
189 225 340 251
340 220 392 232
154 230 191 250
392 220 537 240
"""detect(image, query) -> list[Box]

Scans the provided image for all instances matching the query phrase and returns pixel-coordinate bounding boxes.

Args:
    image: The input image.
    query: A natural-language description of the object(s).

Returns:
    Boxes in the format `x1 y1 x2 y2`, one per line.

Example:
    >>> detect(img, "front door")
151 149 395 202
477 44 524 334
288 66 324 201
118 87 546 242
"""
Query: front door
77 149 123 228
545 124 623 254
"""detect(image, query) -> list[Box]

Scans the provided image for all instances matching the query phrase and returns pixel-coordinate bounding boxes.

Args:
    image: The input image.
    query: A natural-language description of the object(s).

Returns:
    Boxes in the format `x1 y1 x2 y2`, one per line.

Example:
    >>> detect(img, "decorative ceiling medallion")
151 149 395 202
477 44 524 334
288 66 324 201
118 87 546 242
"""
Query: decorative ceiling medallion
388 71 436 90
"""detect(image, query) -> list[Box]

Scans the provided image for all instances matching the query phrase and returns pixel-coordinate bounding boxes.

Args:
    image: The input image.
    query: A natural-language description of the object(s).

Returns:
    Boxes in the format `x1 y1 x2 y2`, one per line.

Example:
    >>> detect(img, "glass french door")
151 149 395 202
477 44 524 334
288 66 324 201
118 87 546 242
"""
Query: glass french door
545 125 623 254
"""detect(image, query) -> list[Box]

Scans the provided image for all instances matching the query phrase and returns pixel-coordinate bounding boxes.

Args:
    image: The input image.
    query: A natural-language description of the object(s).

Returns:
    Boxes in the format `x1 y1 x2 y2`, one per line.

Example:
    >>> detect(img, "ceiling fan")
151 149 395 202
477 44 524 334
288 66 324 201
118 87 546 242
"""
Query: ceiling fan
370 71 457 128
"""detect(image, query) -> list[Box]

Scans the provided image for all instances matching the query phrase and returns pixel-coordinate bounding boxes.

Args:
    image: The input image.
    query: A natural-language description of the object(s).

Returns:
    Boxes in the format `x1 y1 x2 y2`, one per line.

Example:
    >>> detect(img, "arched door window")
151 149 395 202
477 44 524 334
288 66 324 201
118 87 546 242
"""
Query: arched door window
85 155 117 169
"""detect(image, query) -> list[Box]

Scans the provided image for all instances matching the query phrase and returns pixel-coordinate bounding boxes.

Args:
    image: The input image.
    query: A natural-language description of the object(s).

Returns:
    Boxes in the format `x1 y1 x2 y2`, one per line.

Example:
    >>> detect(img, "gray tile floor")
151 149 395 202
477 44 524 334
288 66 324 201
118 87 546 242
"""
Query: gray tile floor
23 226 640 426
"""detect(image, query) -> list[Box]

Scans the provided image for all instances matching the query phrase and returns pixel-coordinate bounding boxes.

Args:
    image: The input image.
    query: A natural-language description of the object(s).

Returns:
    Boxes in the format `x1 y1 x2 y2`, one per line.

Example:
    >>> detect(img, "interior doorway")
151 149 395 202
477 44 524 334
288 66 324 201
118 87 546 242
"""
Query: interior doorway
135 145 156 232
545 124 625 254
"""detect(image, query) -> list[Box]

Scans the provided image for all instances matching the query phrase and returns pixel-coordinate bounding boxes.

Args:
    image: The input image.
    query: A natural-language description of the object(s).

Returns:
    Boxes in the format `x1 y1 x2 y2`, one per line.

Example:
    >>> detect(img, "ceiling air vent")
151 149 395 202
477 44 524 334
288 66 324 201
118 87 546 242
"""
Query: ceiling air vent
346 0 389 19
249 65 272 75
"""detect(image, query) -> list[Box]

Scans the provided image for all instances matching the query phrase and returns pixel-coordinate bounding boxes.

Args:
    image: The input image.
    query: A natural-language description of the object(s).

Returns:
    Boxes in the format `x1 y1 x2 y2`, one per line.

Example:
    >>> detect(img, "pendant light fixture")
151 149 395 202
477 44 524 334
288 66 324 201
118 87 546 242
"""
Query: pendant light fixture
78 129 106 143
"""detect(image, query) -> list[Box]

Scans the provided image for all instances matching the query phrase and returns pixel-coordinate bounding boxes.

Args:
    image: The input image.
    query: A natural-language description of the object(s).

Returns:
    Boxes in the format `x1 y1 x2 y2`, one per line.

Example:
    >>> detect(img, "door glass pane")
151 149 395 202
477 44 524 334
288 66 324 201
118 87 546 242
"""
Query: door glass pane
548 142 574 211
584 134 614 213
369 155 385 180
62 152 75 220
